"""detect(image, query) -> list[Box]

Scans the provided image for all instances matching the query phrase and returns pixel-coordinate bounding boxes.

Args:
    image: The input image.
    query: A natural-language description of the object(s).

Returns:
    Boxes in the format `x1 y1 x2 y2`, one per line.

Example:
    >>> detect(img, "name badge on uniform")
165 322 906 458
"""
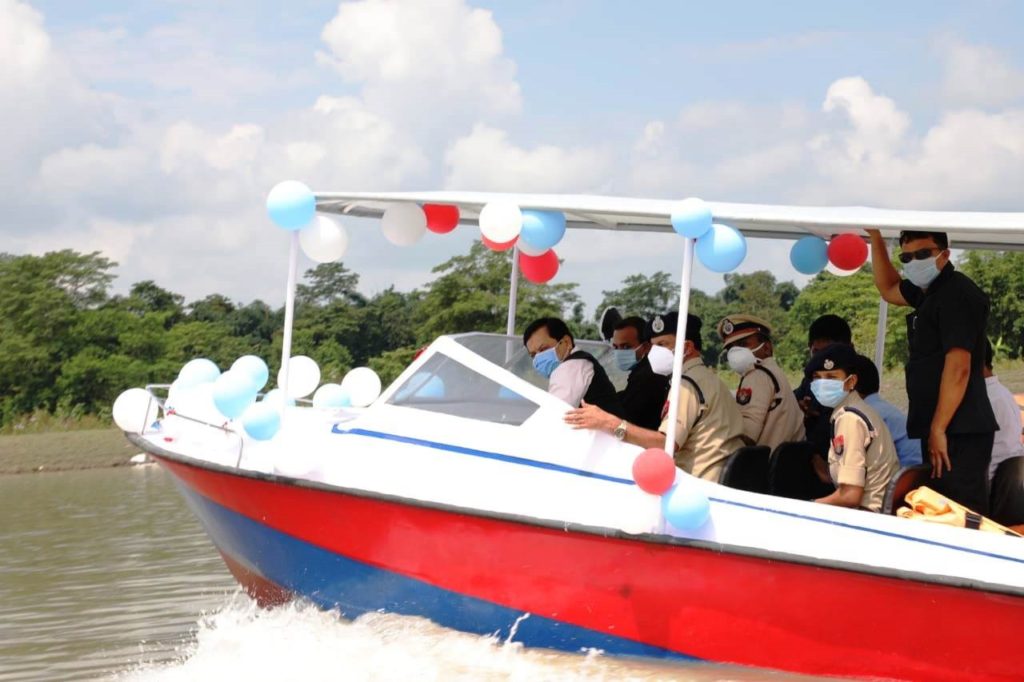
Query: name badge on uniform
832 434 845 457
736 387 752 406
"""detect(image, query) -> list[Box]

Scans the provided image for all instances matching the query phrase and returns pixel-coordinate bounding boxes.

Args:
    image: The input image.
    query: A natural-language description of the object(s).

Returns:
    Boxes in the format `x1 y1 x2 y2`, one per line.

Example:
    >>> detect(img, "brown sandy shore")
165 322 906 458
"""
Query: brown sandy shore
0 429 140 475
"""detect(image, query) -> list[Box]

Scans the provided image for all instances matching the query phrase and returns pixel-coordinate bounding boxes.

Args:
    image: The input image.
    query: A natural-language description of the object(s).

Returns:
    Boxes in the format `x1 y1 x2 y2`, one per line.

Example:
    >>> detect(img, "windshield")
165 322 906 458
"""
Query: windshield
449 333 630 391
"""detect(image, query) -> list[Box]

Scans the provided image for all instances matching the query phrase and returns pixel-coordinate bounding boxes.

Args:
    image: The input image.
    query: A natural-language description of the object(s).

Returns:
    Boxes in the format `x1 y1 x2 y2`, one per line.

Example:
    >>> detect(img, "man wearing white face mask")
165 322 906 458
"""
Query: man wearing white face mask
717 315 804 451
868 229 997 515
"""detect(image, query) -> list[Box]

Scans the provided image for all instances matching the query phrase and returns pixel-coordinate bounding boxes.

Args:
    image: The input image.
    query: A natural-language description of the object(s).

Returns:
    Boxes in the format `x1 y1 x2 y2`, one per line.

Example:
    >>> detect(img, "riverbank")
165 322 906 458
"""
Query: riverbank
0 429 140 474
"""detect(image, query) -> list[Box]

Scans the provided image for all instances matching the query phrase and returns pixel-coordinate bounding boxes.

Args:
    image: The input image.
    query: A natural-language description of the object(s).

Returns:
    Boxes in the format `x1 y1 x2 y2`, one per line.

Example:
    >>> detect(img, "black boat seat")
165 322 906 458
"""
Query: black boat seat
990 456 1024 527
719 445 771 493
881 464 931 515
768 441 835 500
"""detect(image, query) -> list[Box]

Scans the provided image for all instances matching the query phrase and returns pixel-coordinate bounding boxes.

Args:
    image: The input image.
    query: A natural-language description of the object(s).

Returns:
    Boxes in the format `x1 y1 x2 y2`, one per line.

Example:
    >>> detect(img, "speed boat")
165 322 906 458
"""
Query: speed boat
127 191 1024 681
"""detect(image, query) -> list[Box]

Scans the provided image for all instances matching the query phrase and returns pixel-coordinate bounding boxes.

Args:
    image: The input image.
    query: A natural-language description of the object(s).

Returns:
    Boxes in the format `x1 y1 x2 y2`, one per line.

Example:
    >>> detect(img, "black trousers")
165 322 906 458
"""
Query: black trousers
923 432 994 516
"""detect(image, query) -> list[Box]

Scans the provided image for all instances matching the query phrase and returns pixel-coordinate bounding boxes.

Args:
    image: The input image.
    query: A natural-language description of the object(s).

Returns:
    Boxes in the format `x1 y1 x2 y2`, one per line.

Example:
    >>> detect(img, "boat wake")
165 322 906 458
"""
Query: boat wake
113 593 786 681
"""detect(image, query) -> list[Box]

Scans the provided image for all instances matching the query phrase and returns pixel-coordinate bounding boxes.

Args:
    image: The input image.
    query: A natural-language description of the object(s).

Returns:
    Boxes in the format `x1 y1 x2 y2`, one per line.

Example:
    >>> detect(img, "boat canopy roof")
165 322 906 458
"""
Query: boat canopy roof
316 190 1024 251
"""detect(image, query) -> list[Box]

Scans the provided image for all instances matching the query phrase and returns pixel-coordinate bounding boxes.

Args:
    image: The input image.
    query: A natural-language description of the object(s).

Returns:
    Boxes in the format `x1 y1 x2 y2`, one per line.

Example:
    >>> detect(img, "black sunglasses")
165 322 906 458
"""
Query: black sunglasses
898 247 940 264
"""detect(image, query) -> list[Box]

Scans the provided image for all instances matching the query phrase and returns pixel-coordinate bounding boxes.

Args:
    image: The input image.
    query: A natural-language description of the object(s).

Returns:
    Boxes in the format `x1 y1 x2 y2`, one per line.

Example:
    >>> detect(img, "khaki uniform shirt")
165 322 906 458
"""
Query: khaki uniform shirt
735 357 805 452
659 357 746 482
828 392 900 513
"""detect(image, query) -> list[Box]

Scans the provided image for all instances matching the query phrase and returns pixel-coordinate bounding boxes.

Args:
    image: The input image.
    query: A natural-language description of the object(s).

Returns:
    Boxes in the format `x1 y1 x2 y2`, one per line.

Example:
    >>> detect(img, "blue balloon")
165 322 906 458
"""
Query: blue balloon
212 370 257 419
670 198 713 239
519 210 567 251
696 222 747 273
266 180 315 231
261 388 295 407
661 483 711 530
393 372 445 401
789 236 829 275
312 383 352 409
177 358 220 389
241 401 281 441
231 355 270 392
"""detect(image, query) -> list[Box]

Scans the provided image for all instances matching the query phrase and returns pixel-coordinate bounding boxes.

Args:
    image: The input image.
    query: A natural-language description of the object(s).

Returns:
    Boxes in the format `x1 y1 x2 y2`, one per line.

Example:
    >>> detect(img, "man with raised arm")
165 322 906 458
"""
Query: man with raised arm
867 229 996 514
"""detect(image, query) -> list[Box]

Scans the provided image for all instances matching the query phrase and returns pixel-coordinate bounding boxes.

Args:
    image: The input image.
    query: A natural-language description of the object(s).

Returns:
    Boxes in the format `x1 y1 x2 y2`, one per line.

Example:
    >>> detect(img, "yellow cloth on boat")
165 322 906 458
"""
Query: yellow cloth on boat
896 486 1021 537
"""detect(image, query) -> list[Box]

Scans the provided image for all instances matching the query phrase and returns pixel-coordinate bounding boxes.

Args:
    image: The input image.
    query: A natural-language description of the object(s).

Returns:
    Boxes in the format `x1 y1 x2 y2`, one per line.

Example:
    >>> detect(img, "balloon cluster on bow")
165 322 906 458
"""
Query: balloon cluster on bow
112 355 383 442
631 447 710 530
478 201 566 284
789 232 868 277
670 198 747 272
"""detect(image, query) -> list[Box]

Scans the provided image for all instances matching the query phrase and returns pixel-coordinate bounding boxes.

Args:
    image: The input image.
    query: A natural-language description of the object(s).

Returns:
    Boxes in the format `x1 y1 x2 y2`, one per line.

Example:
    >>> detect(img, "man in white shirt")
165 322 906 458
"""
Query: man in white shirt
983 341 1024 479
523 317 624 417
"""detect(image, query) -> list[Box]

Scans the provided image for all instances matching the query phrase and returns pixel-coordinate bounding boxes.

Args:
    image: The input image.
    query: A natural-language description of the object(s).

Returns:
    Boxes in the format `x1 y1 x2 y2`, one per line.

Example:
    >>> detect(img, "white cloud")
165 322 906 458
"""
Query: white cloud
319 0 521 136
941 39 1024 108
444 124 611 193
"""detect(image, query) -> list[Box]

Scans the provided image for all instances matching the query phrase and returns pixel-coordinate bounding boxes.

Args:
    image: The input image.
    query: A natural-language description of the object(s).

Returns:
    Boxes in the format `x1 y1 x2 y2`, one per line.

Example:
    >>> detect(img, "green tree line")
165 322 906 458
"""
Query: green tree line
2 244 1021 428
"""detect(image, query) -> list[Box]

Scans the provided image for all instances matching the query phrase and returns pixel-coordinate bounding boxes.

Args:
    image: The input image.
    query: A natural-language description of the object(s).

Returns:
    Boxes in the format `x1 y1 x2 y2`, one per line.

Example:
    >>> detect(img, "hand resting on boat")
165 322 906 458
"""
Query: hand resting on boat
564 401 667 450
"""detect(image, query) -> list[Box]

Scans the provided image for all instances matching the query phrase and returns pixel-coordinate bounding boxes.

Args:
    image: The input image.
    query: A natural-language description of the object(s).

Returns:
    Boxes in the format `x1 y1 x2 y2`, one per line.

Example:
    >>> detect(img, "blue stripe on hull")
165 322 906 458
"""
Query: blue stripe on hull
175 484 696 661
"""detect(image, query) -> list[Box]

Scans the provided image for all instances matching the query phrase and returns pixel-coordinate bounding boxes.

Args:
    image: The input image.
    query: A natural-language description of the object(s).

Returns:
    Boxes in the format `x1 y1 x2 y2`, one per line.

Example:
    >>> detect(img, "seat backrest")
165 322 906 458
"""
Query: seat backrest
881 464 931 515
990 456 1024 527
768 441 835 500
719 445 771 493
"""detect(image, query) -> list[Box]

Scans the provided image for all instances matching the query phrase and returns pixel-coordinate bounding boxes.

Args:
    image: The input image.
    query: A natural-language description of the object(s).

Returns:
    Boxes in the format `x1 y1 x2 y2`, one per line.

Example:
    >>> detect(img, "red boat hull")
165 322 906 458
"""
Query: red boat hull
156 453 1024 681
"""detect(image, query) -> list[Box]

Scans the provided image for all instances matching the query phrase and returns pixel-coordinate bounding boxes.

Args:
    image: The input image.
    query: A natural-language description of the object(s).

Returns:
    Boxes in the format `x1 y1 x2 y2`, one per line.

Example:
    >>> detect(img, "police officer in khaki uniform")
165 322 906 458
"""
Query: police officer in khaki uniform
806 344 899 512
564 312 746 482
716 314 804 452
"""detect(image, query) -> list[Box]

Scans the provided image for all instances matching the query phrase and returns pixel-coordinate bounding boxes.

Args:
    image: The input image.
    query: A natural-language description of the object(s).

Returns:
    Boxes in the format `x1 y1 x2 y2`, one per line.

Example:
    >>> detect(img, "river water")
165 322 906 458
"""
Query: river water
0 466 809 681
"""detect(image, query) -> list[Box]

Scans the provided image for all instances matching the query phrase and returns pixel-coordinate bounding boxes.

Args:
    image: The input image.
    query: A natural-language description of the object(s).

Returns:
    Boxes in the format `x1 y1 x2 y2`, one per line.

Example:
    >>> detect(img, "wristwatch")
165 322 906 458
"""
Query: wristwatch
613 420 629 441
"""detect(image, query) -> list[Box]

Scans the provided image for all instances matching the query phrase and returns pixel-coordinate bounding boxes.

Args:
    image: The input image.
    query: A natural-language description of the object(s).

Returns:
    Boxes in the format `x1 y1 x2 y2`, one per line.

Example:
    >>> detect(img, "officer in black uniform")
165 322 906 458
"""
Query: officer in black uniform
868 229 997 514
610 316 670 430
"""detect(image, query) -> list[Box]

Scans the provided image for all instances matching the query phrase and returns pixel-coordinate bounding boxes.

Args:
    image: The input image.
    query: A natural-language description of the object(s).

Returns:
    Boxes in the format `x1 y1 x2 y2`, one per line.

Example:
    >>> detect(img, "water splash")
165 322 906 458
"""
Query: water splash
113 594 785 682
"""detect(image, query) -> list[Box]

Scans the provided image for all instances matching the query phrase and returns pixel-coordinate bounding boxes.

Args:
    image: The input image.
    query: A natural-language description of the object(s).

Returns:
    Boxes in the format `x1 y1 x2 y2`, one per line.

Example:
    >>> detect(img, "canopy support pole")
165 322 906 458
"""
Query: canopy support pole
279 231 299 411
506 245 520 337
664 238 695 455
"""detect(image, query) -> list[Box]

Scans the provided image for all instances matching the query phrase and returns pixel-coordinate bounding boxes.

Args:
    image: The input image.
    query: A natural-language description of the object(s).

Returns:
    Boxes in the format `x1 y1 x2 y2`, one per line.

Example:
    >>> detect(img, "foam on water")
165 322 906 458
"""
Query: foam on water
115 594 783 682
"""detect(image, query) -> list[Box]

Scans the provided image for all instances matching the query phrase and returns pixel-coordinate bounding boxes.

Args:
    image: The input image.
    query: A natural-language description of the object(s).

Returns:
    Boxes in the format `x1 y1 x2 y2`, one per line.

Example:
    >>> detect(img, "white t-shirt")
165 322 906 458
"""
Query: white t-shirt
985 375 1024 479
548 347 594 407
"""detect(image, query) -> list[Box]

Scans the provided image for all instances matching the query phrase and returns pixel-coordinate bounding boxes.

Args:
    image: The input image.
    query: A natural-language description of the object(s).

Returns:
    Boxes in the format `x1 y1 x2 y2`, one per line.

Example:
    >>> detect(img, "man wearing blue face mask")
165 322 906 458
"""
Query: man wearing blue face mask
523 317 624 417
808 344 899 512
611 316 670 430
868 229 997 515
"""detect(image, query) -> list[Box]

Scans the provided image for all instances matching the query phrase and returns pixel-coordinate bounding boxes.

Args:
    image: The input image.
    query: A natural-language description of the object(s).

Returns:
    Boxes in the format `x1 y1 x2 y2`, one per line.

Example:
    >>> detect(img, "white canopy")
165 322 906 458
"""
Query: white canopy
316 190 1024 251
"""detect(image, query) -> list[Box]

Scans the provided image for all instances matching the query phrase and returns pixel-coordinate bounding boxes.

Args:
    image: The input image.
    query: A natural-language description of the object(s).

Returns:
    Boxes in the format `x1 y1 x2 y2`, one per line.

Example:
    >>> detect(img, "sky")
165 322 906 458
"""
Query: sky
4 0 1024 313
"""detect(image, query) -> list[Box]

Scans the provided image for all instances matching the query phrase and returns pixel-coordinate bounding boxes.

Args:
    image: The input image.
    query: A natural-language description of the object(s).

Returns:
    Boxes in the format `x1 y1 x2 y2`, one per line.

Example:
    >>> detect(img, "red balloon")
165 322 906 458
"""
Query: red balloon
423 204 459 234
632 448 676 495
519 249 559 284
827 233 868 270
482 234 517 251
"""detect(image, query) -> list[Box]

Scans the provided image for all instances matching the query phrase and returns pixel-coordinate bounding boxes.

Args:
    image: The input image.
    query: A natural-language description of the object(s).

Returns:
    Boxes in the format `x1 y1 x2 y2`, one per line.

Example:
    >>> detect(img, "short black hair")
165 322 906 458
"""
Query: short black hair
808 314 852 346
523 317 573 347
614 316 648 341
852 354 880 397
985 339 994 370
899 231 949 250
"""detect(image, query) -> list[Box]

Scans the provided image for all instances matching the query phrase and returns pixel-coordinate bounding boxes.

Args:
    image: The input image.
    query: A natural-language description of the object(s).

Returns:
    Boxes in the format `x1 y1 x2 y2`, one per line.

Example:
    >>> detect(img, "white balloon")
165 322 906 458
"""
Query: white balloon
171 382 223 425
112 388 159 434
826 262 860 277
479 201 522 243
341 367 382 407
278 355 321 399
516 239 547 257
300 215 349 263
381 203 427 246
